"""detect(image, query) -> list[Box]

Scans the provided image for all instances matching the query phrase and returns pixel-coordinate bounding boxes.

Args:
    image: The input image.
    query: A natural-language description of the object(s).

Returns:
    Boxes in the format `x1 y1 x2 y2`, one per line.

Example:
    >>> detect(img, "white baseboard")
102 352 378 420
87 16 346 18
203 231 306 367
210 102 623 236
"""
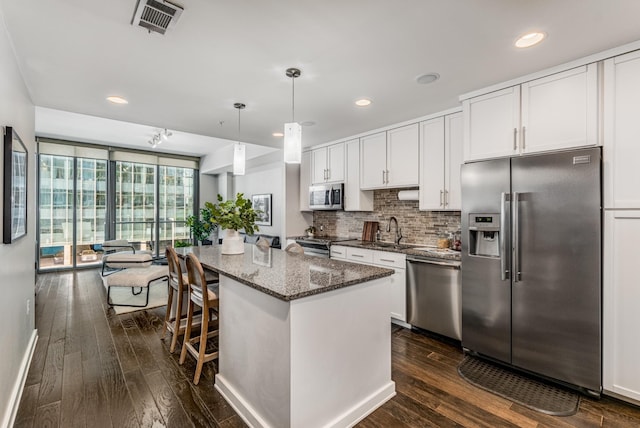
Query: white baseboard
215 374 269 428
215 375 395 428
328 381 396 428
2 330 37 428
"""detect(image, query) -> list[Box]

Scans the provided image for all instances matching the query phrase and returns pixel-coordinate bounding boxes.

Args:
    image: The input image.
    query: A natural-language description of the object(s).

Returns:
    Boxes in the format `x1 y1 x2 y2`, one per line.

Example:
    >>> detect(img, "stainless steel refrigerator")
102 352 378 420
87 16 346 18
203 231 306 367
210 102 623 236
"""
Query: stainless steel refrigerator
461 147 601 395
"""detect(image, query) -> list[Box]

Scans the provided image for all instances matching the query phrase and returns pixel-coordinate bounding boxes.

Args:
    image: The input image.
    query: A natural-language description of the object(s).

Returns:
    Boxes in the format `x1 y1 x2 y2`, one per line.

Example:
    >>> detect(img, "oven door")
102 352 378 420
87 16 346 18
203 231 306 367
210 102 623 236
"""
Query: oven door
295 240 330 258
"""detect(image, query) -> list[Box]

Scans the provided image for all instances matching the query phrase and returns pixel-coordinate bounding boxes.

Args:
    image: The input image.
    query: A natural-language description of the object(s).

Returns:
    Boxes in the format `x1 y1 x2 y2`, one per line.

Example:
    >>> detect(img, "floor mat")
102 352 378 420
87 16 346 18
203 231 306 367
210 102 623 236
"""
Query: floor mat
458 356 580 416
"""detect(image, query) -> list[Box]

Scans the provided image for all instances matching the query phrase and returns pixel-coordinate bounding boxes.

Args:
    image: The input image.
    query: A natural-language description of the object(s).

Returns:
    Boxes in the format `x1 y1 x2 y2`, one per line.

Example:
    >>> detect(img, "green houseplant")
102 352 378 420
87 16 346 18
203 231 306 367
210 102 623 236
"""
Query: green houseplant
185 206 218 245
206 193 260 254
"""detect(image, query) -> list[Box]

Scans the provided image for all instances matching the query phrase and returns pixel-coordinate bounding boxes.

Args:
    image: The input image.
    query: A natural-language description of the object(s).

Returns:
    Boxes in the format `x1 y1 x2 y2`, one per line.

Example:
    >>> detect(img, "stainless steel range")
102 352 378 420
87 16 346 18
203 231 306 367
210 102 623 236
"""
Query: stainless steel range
293 236 351 257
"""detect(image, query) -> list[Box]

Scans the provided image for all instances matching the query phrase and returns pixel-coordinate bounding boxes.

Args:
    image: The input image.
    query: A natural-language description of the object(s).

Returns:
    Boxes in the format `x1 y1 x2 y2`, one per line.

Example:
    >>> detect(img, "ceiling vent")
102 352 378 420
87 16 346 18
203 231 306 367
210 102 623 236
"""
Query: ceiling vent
132 0 183 35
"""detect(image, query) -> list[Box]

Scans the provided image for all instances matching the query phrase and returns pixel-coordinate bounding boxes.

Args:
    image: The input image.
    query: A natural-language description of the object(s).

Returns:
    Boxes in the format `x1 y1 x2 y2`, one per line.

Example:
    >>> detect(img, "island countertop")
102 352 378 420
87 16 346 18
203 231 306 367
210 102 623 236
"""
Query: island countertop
176 244 393 302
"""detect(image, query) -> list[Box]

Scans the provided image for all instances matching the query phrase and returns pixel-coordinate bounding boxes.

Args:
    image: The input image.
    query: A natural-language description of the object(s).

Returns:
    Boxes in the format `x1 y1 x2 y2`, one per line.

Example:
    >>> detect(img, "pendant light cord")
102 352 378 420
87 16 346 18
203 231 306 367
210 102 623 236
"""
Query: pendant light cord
291 76 295 123
238 107 241 142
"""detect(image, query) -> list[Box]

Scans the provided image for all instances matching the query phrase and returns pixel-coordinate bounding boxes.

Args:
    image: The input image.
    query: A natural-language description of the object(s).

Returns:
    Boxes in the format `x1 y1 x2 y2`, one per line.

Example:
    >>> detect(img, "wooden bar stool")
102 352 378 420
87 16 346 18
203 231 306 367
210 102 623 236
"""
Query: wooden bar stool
179 252 220 385
162 245 190 353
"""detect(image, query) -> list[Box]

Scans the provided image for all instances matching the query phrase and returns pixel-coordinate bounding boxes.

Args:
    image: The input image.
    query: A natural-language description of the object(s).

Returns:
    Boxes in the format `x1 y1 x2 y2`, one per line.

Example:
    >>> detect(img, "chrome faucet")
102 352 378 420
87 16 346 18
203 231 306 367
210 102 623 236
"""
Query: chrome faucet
387 216 403 244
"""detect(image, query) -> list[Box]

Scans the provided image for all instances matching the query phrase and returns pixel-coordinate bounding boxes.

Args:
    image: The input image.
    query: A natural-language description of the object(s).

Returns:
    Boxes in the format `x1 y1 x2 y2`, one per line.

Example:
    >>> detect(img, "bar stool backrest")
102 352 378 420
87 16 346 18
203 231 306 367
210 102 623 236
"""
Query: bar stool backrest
165 245 184 293
185 253 210 309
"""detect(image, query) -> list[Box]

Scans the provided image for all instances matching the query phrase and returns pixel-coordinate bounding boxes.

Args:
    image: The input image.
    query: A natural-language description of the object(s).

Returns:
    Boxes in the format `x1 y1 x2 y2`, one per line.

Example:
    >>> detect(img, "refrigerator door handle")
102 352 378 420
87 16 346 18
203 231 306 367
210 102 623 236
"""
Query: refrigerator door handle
500 192 510 281
513 191 521 282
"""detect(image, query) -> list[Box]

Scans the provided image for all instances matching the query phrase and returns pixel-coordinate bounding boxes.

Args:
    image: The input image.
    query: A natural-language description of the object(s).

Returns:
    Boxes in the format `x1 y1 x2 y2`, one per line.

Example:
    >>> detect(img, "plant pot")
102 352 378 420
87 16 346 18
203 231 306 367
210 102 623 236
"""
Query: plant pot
221 229 244 255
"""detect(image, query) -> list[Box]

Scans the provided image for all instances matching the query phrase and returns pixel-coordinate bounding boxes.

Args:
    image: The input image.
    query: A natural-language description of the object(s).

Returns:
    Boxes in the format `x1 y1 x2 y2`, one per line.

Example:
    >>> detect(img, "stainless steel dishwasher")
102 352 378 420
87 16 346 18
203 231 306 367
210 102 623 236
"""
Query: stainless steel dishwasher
406 256 462 341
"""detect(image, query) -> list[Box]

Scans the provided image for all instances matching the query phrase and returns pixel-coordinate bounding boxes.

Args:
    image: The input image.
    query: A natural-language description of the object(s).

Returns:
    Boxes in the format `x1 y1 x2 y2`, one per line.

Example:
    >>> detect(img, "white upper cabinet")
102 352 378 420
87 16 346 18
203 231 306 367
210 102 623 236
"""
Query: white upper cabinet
299 151 311 211
603 50 640 209
361 123 419 190
387 123 420 187
521 65 598 154
360 132 388 189
419 112 463 210
311 142 344 184
463 64 598 161
463 86 520 161
344 139 373 211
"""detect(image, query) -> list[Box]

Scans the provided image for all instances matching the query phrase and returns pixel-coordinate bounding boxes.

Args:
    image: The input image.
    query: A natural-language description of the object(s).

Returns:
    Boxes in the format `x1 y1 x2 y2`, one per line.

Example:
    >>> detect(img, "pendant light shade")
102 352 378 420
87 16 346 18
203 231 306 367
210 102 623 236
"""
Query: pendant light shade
233 102 246 176
284 122 302 164
233 142 245 175
284 67 302 164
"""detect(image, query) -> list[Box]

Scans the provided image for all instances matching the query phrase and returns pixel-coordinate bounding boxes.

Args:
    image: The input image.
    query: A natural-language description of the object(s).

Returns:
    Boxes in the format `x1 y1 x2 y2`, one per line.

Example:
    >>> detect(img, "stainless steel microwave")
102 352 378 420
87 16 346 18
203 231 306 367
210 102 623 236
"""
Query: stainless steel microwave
309 183 344 210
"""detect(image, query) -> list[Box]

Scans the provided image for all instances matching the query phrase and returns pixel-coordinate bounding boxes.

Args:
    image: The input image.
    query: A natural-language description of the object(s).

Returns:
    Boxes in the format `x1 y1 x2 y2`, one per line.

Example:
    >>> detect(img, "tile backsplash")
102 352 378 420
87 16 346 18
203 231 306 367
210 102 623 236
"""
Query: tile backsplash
313 188 461 246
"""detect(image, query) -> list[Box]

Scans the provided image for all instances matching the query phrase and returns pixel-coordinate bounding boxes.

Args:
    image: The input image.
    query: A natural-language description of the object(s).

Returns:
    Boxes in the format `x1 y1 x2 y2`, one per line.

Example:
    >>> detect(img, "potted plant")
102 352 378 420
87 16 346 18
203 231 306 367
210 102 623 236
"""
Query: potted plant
186 206 218 246
305 225 316 238
206 193 260 254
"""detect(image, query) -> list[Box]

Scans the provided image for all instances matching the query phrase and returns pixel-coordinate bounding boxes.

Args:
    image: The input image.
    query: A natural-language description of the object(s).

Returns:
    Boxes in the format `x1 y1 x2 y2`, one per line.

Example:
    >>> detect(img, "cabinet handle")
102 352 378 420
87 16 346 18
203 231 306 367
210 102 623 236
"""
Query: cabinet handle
386 170 389 184
327 168 330 180
382 170 386 184
352 254 365 258
522 126 526 150
513 128 518 150
445 189 449 207
333 251 343 255
379 258 396 263
440 190 444 207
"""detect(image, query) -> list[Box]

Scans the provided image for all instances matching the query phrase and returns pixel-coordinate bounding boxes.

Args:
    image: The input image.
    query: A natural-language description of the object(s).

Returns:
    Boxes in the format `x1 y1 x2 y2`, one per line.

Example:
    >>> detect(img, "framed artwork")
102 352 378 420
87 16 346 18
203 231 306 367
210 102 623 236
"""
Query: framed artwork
3 126 28 244
252 193 272 226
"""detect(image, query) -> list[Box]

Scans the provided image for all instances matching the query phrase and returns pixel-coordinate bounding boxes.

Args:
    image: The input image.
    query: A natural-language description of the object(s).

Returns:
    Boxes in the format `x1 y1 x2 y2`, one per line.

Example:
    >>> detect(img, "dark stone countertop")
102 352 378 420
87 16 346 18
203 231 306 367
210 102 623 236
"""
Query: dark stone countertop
332 240 462 262
176 244 394 302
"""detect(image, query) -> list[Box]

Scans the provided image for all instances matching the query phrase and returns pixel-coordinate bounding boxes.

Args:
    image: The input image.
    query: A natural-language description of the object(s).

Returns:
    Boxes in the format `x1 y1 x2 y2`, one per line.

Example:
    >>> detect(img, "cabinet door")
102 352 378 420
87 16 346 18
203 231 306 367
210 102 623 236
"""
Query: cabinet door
326 143 345 183
360 132 387 189
299 151 312 211
311 147 328 184
388 268 407 322
603 51 640 209
521 64 598 154
345 139 373 211
445 112 463 210
387 123 419 187
330 245 347 259
603 211 640 402
419 117 446 210
463 86 520 161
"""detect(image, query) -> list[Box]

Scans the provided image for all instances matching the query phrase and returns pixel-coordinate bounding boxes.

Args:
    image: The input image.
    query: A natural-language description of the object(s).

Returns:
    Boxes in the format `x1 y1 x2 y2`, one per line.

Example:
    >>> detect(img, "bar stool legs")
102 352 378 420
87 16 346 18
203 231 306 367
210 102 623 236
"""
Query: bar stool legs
179 253 219 385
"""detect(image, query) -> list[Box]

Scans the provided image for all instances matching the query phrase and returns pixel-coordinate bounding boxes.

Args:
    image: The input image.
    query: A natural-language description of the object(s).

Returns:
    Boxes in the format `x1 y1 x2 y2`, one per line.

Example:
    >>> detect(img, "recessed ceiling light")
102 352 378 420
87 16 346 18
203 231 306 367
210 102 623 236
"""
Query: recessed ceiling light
355 98 372 107
300 121 316 127
272 132 284 137
416 73 440 85
106 95 128 104
515 32 546 48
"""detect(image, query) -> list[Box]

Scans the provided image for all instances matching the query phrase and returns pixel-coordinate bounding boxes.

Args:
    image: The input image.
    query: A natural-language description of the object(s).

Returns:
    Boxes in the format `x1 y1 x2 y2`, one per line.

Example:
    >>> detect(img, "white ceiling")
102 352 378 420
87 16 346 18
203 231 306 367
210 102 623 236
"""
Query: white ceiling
3 0 640 156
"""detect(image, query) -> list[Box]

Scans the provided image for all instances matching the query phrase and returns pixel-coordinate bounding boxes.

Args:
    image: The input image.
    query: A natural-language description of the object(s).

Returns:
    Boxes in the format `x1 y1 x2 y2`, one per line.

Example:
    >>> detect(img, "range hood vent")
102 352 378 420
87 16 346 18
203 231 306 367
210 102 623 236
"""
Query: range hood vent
132 0 183 35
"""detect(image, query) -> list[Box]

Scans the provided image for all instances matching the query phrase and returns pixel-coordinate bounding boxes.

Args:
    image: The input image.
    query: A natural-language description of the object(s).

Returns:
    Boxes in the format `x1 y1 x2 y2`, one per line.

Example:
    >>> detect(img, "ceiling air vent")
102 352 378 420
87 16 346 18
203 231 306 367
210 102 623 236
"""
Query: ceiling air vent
132 0 183 35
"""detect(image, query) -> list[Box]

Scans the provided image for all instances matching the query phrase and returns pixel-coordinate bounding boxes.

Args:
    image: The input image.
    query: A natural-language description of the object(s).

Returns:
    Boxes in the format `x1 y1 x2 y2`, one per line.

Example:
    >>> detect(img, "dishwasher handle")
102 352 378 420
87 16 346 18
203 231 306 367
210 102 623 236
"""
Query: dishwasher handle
406 257 461 268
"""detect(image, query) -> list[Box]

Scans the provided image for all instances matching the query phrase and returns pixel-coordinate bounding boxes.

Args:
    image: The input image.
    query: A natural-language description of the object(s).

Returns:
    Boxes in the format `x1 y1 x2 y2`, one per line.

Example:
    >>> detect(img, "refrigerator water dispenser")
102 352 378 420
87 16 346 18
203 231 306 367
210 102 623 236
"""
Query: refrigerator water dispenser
468 213 500 258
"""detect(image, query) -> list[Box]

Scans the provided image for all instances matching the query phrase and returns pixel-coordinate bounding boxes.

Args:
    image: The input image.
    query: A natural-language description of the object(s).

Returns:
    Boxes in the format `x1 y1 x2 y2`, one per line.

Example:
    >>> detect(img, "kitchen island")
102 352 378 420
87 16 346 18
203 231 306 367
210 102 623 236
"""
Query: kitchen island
177 244 395 428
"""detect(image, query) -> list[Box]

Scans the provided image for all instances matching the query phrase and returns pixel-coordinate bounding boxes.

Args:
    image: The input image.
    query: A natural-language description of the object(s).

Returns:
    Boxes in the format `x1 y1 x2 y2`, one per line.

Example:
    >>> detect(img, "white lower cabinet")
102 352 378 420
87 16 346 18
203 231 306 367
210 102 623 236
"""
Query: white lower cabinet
604 210 640 403
332 246 407 322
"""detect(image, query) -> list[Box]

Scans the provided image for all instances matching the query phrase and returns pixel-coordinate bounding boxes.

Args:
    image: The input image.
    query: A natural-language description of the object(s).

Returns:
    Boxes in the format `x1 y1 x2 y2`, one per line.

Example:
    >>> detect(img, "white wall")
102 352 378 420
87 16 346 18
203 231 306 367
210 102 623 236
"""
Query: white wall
0 8 37 428
284 164 313 238
233 163 283 240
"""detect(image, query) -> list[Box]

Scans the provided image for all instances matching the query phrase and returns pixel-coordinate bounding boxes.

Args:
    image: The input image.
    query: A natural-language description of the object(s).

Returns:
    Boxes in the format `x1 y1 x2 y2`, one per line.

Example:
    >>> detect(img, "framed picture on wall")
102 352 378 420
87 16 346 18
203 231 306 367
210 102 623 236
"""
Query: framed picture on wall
3 126 28 244
252 193 272 226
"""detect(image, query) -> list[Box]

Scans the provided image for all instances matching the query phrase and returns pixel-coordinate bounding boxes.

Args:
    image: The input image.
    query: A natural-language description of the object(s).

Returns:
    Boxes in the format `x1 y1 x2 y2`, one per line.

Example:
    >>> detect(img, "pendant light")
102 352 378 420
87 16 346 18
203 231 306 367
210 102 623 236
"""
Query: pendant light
284 67 302 164
233 102 246 176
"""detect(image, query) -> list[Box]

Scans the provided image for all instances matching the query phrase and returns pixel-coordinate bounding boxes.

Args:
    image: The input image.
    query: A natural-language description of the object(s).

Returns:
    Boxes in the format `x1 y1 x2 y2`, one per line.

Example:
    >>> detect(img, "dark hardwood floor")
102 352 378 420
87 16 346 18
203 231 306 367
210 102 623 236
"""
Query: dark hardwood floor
14 270 640 428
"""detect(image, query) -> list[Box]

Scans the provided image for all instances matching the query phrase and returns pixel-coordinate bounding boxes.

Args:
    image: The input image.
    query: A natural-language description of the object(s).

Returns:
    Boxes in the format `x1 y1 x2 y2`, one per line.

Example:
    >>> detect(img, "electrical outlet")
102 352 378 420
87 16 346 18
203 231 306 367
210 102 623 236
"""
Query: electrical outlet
26 299 30 315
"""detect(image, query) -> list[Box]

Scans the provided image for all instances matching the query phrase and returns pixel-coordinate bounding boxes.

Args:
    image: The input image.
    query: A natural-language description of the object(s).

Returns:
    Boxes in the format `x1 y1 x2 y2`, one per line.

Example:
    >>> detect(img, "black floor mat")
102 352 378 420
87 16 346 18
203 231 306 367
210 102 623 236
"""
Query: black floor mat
458 356 580 416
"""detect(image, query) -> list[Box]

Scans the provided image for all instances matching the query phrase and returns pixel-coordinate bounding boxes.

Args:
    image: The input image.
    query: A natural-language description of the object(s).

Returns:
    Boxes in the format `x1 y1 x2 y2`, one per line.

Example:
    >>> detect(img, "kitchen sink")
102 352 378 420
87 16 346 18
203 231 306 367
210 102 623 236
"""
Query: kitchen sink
412 247 460 255
361 242 414 250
